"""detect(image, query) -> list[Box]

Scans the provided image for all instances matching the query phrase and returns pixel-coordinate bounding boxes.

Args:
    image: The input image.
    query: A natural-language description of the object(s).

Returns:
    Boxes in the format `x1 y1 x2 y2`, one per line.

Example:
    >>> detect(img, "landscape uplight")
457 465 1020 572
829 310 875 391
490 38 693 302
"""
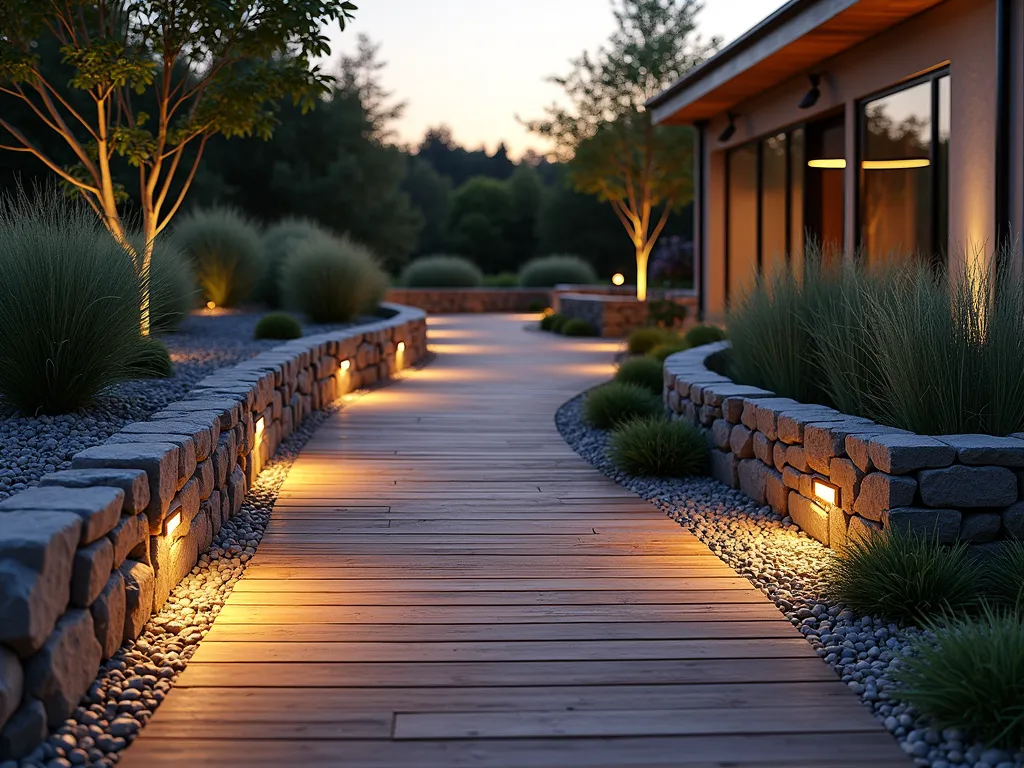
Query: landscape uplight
612 273 625 286
811 479 840 508
206 301 216 310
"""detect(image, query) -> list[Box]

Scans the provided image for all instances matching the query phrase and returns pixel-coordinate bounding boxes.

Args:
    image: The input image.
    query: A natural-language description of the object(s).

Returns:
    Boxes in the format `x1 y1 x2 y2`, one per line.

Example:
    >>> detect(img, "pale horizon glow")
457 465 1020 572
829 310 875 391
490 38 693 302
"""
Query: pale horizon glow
322 1 789 159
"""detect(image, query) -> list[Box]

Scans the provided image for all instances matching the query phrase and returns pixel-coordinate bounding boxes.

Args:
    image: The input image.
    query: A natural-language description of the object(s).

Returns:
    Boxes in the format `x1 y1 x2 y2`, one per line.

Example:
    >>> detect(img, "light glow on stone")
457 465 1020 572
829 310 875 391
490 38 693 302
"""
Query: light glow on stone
812 479 839 508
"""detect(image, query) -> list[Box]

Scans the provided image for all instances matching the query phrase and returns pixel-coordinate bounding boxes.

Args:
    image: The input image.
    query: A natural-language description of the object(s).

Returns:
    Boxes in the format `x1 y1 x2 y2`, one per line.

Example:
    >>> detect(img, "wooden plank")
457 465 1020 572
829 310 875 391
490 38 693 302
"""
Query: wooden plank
230 576 754 592
223 589 766 606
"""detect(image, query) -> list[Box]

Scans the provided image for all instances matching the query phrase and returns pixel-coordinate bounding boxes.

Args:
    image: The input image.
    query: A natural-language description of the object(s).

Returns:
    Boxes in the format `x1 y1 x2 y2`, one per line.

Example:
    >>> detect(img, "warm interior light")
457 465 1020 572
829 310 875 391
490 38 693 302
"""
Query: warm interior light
808 158 847 169
254 416 265 444
340 359 351 372
397 342 406 353
862 159 930 170
812 479 839 508
206 301 216 310
612 273 626 286
165 509 181 536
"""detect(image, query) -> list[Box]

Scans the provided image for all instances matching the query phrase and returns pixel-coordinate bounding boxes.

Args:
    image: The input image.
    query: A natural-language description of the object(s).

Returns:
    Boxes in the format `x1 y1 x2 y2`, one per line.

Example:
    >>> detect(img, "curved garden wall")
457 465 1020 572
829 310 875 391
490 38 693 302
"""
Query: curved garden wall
0 304 427 759
664 343 1024 550
384 287 549 313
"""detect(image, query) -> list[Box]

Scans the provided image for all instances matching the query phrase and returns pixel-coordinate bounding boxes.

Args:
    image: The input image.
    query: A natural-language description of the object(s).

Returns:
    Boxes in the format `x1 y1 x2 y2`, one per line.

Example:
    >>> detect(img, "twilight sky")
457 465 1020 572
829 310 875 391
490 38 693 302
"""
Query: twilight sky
322 0 788 158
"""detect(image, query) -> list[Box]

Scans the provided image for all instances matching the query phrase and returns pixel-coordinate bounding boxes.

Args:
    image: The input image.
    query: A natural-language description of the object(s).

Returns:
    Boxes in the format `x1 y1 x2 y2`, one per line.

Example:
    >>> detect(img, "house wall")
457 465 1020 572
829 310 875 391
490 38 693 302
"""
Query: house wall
698 0 1003 318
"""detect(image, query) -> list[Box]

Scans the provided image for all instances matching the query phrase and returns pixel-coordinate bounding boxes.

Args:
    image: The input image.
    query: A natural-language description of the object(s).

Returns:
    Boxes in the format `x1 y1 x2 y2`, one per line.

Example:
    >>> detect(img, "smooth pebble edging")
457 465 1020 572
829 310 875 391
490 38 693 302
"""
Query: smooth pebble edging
555 392 1023 768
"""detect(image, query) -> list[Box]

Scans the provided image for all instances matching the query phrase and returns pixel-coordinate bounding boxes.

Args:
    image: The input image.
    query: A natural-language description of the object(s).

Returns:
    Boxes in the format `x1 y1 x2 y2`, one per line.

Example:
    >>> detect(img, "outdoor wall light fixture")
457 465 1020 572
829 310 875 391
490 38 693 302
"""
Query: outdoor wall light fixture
807 158 847 169
862 159 930 170
340 359 351 372
811 478 840 508
799 73 822 109
612 273 625 286
165 509 182 537
397 342 406 353
718 113 737 143
254 416 265 446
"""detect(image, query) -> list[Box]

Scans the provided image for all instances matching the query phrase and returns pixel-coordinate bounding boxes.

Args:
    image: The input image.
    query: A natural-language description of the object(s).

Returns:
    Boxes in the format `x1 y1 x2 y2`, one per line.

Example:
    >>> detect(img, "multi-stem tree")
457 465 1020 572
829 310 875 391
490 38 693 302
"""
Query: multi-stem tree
0 0 357 332
526 0 718 300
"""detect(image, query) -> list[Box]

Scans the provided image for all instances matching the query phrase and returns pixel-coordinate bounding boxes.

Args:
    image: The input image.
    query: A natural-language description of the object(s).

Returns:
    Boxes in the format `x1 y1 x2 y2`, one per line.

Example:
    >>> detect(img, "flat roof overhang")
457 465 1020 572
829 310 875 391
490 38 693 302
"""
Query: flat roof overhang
649 0 947 125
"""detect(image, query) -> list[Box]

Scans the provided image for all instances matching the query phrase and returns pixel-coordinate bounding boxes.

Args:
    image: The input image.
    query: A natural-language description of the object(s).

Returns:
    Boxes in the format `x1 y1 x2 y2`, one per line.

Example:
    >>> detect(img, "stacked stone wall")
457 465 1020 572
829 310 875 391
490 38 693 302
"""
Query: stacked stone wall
384 288 548 314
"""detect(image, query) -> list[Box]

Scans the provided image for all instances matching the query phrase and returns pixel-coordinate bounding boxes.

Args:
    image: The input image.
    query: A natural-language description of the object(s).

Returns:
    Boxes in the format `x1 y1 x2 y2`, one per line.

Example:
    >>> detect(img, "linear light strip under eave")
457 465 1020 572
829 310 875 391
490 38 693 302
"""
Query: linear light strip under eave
808 158 847 169
862 159 930 170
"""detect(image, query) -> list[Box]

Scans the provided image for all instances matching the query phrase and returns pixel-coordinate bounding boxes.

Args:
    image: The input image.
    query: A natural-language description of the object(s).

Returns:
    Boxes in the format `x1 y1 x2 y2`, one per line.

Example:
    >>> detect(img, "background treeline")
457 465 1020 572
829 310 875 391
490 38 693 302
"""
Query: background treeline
0 36 691 279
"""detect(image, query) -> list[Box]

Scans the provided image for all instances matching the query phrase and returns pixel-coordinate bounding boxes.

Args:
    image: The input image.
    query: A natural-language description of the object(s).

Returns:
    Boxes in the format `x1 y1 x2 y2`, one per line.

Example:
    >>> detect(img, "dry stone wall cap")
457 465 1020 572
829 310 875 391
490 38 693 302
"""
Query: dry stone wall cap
72 443 180 531
866 434 956 475
38 469 150 515
935 434 1024 466
0 487 122 546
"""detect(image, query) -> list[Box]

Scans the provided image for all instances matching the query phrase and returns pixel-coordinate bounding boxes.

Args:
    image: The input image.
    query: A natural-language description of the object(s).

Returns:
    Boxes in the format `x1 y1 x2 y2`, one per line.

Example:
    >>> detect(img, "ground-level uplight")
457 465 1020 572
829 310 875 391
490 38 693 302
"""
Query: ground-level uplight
206 301 216 310
812 478 840 508
612 273 625 286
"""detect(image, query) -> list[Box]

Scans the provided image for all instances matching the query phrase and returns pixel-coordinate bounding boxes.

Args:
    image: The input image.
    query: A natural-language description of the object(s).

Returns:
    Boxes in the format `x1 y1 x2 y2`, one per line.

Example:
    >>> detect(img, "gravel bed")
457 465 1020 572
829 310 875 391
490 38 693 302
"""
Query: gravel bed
0 310 370 501
556 392 1023 768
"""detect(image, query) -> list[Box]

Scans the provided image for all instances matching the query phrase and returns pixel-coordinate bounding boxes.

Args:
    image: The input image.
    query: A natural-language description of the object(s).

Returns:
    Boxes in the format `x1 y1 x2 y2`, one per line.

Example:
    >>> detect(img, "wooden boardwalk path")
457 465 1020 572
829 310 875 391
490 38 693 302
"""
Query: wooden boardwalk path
122 314 908 767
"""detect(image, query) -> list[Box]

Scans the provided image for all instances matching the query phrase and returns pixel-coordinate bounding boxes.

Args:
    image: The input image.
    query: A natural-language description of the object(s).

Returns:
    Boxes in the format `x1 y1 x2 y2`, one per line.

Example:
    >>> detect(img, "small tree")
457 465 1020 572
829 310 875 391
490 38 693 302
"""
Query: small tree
526 0 718 300
0 0 357 332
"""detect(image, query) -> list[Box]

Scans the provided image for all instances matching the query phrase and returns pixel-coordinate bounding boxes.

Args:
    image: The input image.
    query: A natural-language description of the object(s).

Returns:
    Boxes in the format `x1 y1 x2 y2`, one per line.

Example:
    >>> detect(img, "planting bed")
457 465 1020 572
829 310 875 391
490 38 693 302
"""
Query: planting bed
557 393 1024 768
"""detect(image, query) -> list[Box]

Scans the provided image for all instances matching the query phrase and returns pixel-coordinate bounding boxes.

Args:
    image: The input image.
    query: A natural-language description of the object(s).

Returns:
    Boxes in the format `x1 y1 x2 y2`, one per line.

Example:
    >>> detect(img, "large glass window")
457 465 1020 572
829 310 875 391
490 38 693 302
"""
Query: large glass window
727 143 758 299
789 128 805 282
761 133 788 278
860 72 950 264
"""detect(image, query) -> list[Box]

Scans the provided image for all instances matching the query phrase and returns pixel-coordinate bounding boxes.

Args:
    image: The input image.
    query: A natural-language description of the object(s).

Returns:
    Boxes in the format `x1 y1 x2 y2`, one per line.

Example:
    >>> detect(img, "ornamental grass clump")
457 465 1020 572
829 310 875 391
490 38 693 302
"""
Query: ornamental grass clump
985 542 1024 610
174 206 265 308
125 336 174 379
615 357 664 395
683 323 726 348
627 327 674 355
539 313 563 331
0 190 149 414
561 318 598 337
518 254 598 287
648 341 689 363
823 528 984 624
583 382 663 430
282 234 388 324
399 255 483 288
894 606 1024 750
261 218 331 308
610 416 707 477
254 312 303 340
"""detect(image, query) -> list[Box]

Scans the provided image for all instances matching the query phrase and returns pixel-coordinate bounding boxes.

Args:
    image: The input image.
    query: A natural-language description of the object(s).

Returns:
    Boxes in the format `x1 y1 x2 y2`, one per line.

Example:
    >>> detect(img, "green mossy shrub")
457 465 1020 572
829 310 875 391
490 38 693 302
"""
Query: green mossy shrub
518 254 598 288
539 313 562 331
126 336 174 379
894 607 1024 750
684 323 727 348
627 327 674 355
550 314 568 333
561 318 598 337
583 382 663 430
614 357 664 394
282 234 388 324
482 272 519 288
399 255 483 288
823 529 984 623
254 312 303 340
649 341 689 363
986 542 1024 610
261 218 331 308
609 416 708 477
0 190 147 414
174 206 265 308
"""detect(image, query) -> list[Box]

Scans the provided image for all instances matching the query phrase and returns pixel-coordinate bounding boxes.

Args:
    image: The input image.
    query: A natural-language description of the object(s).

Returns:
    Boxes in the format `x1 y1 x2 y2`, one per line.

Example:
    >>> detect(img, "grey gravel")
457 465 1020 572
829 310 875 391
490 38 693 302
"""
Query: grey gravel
555 392 1023 768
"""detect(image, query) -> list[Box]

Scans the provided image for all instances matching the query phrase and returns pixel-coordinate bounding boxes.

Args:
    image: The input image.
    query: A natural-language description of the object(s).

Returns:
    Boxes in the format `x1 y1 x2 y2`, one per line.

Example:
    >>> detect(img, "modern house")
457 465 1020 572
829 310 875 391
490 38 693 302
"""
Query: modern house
648 0 1024 318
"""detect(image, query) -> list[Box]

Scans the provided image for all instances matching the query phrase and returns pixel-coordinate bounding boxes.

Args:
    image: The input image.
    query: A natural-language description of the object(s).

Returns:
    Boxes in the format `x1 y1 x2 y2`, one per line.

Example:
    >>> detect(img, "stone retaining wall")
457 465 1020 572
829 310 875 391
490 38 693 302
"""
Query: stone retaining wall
384 288 549 314
558 293 649 338
0 304 428 759
664 343 1024 550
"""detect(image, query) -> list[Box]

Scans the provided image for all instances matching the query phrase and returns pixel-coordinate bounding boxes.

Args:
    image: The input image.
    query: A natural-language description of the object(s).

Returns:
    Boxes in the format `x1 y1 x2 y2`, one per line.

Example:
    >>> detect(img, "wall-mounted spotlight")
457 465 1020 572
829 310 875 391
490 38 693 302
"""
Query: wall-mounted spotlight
718 113 737 143
799 73 822 110
811 478 840 509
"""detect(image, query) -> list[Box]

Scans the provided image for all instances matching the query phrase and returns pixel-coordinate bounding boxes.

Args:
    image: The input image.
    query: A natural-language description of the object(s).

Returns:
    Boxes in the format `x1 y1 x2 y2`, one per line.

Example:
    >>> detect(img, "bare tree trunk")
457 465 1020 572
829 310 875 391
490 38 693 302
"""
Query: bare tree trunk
635 243 649 302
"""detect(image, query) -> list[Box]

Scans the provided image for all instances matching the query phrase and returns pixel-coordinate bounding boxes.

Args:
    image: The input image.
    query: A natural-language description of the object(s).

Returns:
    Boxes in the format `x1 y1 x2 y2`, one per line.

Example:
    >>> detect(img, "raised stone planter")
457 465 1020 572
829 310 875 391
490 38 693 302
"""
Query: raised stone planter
556 290 698 338
0 303 427 759
384 287 548 314
664 342 1024 549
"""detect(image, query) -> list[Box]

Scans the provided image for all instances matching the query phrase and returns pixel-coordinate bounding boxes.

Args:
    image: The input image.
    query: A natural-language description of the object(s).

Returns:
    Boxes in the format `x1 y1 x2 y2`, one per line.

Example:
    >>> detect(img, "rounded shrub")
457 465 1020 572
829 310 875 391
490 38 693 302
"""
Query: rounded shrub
649 341 689 363
282 234 388 324
561 318 598 337
518 255 598 288
610 416 708 477
628 327 674 355
261 217 330 308
399 255 483 288
823 529 984 623
0 191 145 413
539 313 562 332
550 314 568 333
174 206 265 308
894 607 1024 750
254 312 303 340
615 357 664 394
133 236 196 332
684 323 727 348
126 336 174 379
583 382 663 430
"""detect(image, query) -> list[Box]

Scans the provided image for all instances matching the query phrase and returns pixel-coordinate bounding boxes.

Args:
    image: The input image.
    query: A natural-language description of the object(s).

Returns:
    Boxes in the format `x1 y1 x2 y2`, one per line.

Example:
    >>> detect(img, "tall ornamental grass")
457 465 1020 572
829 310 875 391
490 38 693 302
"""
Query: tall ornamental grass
261 217 331 308
282 234 388 323
132 235 196 332
0 191 150 414
174 206 265 308
727 245 1024 435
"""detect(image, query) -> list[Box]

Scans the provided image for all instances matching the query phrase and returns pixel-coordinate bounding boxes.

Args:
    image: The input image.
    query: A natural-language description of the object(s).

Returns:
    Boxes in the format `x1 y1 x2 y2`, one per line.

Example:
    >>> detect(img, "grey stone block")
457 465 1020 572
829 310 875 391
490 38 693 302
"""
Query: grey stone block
195 457 215 501
156 397 241 430
0 697 46 760
105 433 196 492
120 561 155 641
38 469 150 515
118 418 219 462
24 610 102 728
829 507 849 550
918 465 1017 508
728 425 754 459
844 427 909 473
90 570 126 660
883 507 961 544
0 487 122 545
70 537 113 608
788 493 829 545
866 434 956 475
0 511 81 657
772 441 788 473
701 383 774 408
765 468 788 515
803 420 876 475
782 466 802 491
776 406 845 445
228 466 246 518
711 420 732 451
72 443 180 533
744 397 799 437
738 459 769 505
853 473 918 522
847 515 882 545
709 449 739 489
0 646 22 729
959 512 1002 544
752 433 774 466
1003 501 1024 540
829 458 865 512
107 513 148 570
937 434 1024 467
786 445 809 472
